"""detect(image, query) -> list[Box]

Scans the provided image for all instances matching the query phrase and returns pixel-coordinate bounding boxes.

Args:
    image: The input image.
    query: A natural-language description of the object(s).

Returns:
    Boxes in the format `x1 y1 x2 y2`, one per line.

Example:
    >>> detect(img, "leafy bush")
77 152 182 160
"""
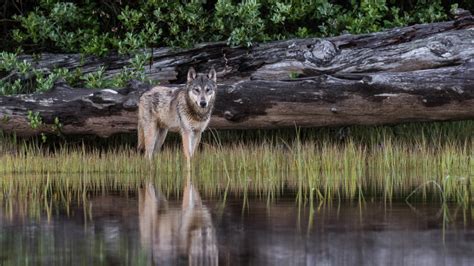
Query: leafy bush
0 0 470 94
0 51 152 94
4 0 466 53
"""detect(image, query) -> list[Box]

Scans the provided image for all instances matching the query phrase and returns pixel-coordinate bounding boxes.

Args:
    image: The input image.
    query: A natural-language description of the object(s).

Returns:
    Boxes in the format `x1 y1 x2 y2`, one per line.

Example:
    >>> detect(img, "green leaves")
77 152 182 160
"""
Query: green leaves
27 110 43 130
0 79 22 95
7 0 453 53
0 52 63 94
413 0 448 24
0 52 19 71
35 71 57 92
81 66 106 89
214 0 267 47
118 6 144 31
82 34 110 56
11 2 100 53
0 0 456 95
270 2 291 24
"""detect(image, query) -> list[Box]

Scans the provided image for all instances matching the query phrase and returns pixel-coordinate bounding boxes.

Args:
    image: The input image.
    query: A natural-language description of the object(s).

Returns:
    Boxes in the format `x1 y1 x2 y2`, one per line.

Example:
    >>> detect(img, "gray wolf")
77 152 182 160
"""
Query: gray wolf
137 67 217 161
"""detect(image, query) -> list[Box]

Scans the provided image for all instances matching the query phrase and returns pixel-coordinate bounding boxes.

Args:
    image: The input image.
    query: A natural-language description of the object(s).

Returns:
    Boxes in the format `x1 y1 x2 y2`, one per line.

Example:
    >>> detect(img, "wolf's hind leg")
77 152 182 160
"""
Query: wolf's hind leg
153 128 168 154
144 124 158 160
137 121 145 152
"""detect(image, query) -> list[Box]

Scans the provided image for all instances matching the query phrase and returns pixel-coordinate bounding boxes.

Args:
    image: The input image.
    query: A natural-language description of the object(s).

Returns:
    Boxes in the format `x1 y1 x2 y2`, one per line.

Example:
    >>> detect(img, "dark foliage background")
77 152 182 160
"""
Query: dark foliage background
0 0 471 95
1 0 472 53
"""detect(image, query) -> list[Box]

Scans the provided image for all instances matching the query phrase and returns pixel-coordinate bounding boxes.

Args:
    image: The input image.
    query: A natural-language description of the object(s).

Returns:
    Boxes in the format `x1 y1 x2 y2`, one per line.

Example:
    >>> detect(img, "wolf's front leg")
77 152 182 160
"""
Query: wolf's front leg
191 131 202 156
180 130 193 164
153 128 168 154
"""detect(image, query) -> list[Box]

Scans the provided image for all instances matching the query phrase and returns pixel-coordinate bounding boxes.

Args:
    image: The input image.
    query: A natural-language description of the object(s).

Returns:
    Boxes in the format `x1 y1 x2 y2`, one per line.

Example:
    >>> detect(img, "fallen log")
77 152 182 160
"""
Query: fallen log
0 17 473 137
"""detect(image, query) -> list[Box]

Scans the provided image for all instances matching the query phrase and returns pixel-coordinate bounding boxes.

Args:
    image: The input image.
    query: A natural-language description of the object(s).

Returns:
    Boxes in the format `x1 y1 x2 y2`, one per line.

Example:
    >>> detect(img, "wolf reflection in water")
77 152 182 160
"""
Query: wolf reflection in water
139 176 218 265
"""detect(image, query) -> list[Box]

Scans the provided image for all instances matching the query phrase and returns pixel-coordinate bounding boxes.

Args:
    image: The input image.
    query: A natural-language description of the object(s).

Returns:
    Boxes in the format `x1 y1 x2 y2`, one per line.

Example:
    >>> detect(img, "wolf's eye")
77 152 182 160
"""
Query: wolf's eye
205 88 211 93
193 88 200 93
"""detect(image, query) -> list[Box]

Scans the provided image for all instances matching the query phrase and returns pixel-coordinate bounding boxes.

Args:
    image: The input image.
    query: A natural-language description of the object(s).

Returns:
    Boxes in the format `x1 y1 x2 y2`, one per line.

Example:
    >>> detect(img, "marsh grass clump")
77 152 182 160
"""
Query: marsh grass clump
0 121 472 206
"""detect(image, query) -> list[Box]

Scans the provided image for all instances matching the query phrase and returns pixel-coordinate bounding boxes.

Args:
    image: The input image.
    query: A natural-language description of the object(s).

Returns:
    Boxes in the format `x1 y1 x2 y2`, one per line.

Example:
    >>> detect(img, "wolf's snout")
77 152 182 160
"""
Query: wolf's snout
199 100 207 108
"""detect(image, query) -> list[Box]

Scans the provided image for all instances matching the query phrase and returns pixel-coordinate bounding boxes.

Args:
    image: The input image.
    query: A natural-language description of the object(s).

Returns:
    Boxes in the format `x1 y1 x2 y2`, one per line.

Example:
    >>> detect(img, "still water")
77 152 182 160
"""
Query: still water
0 176 472 266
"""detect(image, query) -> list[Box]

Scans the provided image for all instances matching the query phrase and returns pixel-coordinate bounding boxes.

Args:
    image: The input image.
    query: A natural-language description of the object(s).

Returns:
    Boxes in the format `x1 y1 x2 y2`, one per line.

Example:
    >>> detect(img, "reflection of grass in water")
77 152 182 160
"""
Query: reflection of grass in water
0 123 471 265
0 122 472 206
0 181 150 265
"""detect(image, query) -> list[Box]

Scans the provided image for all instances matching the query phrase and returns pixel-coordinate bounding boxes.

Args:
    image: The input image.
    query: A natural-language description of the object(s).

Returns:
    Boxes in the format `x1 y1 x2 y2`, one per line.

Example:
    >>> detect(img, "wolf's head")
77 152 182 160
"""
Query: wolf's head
186 67 217 110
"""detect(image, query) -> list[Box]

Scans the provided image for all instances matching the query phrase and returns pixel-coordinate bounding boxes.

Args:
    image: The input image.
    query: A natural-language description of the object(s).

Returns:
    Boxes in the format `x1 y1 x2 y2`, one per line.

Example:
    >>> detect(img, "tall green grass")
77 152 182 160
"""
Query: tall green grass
0 121 472 205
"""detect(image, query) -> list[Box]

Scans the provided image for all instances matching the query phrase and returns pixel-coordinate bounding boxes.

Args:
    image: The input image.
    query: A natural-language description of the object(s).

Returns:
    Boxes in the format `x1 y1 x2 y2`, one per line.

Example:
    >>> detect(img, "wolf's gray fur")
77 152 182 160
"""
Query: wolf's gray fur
138 67 217 161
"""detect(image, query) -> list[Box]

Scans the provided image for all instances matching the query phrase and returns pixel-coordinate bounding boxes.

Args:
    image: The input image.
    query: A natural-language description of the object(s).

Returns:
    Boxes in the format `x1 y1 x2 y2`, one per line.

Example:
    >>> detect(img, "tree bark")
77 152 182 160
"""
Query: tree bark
0 17 473 137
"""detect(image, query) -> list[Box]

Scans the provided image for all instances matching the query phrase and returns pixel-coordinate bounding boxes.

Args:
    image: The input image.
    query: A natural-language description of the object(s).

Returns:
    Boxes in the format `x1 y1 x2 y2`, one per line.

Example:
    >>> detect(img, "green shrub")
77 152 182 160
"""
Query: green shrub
0 0 469 94
5 0 464 53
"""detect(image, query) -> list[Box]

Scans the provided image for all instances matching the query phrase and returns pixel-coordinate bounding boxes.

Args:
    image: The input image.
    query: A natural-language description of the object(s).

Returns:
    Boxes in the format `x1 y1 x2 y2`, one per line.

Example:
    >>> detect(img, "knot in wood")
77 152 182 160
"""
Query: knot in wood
362 76 372 84
224 110 235 121
89 90 123 104
123 98 139 111
303 40 337 65
427 37 454 58
224 110 249 122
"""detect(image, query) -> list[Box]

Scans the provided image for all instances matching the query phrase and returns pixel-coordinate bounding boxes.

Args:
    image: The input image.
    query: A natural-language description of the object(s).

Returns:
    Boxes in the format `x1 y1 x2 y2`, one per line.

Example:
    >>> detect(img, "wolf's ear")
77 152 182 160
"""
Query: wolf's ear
208 68 217 83
187 67 197 82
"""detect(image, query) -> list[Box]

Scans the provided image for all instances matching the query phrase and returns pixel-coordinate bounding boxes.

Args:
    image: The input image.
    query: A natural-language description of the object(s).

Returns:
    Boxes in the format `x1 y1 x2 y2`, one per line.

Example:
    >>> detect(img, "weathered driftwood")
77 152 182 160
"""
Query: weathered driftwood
0 17 473 137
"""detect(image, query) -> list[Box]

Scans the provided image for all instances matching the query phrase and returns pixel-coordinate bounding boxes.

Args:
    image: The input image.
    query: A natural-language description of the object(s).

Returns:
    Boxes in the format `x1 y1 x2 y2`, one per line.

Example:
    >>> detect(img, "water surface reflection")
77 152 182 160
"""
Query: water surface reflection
139 175 218 265
0 176 472 265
